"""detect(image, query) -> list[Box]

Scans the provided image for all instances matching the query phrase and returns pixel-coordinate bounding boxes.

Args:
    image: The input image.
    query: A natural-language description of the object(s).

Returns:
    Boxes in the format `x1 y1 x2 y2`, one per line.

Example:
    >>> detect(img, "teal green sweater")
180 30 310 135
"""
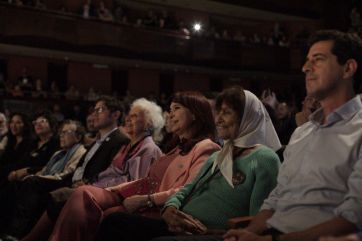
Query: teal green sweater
164 145 280 229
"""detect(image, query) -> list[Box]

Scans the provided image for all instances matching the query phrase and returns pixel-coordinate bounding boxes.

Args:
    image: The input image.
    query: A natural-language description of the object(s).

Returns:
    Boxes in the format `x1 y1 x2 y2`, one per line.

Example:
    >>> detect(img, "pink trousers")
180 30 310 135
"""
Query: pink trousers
48 185 122 241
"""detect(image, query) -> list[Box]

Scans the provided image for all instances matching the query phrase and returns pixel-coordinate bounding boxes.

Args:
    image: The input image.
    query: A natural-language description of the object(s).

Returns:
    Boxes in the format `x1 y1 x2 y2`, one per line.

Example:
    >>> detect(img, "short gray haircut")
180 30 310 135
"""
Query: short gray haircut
131 98 165 144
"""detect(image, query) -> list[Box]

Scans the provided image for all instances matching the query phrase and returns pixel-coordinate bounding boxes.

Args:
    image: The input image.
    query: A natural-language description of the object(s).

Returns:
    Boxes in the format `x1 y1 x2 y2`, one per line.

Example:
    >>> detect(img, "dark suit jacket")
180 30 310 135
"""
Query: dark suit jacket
69 129 129 185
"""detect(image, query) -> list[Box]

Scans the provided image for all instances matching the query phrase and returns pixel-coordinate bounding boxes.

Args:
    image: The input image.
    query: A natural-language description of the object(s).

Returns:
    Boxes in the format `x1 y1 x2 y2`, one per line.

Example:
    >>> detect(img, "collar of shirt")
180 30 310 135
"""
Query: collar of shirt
309 94 362 127
96 127 118 144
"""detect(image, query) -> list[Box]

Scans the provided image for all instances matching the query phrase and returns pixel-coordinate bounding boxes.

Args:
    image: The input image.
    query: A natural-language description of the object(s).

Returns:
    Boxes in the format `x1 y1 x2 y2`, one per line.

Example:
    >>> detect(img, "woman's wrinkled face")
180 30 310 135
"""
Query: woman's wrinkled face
215 102 240 140
125 106 148 139
168 102 194 139
59 123 80 149
10 115 24 137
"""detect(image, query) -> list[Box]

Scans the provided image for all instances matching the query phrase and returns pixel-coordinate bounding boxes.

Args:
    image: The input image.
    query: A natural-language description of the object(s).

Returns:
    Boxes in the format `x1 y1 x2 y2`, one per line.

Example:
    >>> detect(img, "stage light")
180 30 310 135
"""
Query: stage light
193 23 202 32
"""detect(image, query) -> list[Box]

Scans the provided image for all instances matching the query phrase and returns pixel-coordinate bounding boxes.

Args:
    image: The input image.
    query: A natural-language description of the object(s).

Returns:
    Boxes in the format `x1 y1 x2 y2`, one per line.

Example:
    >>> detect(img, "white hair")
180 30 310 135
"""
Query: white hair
131 98 165 144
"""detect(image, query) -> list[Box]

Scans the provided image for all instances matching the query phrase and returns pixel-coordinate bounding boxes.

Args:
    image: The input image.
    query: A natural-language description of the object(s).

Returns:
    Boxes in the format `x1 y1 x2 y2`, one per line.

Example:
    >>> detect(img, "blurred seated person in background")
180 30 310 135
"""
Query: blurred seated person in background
17 67 33 96
68 104 84 122
49 81 61 99
52 104 64 124
0 112 34 233
295 95 321 126
4 120 87 238
11 84 24 97
84 112 97 147
64 85 80 101
274 102 296 145
98 86 281 241
98 1 113 21
80 0 97 19
0 112 33 187
21 95 130 241
0 112 8 157
29 91 220 241
8 110 59 181
260 89 296 145
31 78 47 99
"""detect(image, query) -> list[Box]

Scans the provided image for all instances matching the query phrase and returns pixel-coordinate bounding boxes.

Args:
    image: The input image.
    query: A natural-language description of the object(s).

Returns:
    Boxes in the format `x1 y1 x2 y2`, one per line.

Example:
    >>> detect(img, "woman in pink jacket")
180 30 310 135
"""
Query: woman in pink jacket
22 91 220 241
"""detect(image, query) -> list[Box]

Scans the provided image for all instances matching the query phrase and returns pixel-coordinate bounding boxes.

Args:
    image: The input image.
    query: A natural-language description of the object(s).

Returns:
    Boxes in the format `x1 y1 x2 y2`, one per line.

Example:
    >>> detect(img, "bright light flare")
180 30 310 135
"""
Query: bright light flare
193 23 202 32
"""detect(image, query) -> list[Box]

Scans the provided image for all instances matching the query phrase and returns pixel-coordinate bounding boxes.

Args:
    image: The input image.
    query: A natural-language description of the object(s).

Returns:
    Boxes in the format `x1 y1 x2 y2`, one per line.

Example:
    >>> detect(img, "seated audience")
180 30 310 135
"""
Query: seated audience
0 112 8 157
21 96 130 241
5 120 87 238
0 113 34 233
96 87 281 241
64 85 80 101
152 29 362 241
83 112 97 147
0 112 33 187
295 95 320 126
31 78 46 99
23 91 220 241
274 102 296 145
92 97 164 188
8 111 59 181
98 1 113 21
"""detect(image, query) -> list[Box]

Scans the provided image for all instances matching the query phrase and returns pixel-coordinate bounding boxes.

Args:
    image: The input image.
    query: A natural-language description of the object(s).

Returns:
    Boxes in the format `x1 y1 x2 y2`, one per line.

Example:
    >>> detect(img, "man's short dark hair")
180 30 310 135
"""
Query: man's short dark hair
95 95 123 114
308 30 362 91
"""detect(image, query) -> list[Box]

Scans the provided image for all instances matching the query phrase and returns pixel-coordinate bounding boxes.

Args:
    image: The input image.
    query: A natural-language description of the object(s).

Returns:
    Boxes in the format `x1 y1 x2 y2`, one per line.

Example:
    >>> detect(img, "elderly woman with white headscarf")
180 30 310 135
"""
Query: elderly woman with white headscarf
94 86 281 241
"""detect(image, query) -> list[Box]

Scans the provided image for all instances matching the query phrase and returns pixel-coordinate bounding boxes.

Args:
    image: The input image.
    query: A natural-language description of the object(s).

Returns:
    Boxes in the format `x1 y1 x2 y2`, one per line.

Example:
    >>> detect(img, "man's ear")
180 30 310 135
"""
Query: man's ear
343 59 358 79
112 110 121 121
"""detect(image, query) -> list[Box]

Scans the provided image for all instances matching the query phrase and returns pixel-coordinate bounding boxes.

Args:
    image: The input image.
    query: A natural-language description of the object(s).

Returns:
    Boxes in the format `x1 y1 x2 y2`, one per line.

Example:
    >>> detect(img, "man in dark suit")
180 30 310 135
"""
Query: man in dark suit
70 95 129 186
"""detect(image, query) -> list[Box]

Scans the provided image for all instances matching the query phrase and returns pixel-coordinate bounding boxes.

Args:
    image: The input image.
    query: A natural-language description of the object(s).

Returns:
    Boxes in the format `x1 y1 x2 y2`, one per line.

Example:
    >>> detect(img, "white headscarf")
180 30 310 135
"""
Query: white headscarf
211 90 281 187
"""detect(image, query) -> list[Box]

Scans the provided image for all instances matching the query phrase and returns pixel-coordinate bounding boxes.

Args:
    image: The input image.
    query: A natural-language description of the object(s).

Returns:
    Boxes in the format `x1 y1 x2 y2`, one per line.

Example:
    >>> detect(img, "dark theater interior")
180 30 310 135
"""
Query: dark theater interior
0 1 361 241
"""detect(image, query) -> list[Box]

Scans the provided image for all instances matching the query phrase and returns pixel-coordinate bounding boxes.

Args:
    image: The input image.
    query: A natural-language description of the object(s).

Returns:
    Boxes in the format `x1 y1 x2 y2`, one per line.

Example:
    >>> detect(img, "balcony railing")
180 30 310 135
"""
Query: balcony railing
0 3 291 71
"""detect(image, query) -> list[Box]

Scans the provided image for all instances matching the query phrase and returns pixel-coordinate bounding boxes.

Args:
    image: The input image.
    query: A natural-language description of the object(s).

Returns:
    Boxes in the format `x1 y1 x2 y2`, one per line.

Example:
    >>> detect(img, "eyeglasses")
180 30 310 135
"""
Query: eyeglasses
32 118 48 126
59 130 76 137
93 107 108 114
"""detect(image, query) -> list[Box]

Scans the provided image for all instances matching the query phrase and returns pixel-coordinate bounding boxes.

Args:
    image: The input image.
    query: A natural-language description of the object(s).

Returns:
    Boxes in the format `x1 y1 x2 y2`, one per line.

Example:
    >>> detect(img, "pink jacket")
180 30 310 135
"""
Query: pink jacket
152 138 220 205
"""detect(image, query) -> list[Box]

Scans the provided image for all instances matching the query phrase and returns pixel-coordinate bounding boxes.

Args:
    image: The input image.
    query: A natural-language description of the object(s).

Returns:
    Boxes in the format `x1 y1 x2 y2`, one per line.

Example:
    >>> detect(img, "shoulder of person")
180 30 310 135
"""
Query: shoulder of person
244 145 280 165
110 129 130 144
194 138 221 150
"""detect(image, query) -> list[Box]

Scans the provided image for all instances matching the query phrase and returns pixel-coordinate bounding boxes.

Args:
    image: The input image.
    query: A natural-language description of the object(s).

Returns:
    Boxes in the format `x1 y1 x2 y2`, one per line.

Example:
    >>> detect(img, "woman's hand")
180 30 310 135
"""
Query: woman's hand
123 195 148 213
162 206 206 234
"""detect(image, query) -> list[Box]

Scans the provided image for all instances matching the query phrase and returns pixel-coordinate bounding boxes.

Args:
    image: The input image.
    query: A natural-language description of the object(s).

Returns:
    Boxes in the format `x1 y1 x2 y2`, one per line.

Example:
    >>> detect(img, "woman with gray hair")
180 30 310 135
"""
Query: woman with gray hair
21 98 164 241
92 97 164 188
130 98 165 145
